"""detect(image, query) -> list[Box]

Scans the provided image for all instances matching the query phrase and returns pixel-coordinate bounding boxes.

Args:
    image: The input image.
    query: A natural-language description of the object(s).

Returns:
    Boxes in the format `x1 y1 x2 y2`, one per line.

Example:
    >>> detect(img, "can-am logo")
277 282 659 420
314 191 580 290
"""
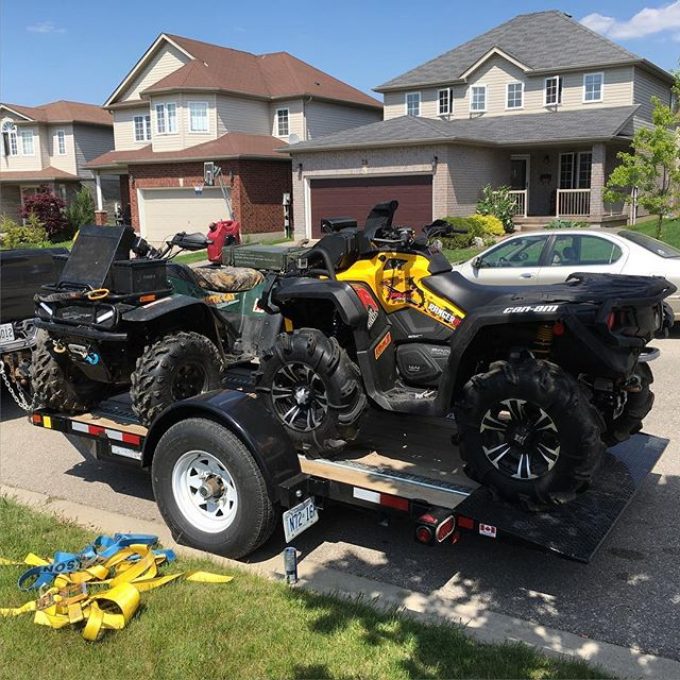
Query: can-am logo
427 302 459 326
503 305 560 314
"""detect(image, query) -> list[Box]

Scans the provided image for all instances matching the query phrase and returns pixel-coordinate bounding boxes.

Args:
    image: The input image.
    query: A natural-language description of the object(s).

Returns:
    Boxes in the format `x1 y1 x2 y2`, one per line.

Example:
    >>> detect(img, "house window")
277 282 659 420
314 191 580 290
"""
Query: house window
406 92 421 116
134 115 151 142
55 130 66 155
438 88 451 115
156 103 177 134
583 73 603 102
188 102 209 133
470 85 487 112
506 82 523 109
1 120 17 156
20 129 34 155
559 152 592 189
276 108 289 136
544 76 562 105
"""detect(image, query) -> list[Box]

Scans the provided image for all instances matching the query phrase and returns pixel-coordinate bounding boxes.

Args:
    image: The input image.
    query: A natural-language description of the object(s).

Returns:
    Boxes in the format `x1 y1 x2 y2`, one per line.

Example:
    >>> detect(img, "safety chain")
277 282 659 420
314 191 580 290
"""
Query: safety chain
0 357 36 412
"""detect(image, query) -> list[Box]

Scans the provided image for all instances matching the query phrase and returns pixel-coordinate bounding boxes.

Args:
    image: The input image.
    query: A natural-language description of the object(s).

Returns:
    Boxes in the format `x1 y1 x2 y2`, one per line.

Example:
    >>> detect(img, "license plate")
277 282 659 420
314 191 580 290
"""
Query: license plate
283 497 318 542
0 323 15 343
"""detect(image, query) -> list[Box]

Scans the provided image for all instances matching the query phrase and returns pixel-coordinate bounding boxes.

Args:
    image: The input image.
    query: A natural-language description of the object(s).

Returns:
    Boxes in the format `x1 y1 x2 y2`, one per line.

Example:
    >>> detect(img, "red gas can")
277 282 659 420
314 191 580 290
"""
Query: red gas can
207 220 241 263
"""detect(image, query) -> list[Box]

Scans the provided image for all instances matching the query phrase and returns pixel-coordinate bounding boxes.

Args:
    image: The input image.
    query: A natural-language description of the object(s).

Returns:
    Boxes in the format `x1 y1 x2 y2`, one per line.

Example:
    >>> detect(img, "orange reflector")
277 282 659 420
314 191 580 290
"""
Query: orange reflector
31 414 42 424
139 294 156 304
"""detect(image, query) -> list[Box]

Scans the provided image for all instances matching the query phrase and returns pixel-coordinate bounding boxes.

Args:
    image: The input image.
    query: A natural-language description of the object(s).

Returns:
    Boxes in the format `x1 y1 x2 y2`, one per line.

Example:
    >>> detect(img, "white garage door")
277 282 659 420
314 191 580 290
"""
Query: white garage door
138 187 231 245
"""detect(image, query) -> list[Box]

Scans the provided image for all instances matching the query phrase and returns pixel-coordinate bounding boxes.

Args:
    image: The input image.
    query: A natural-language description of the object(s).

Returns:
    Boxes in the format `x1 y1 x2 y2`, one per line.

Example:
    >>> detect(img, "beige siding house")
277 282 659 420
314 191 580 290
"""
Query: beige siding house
0 100 118 220
288 11 674 239
88 33 381 242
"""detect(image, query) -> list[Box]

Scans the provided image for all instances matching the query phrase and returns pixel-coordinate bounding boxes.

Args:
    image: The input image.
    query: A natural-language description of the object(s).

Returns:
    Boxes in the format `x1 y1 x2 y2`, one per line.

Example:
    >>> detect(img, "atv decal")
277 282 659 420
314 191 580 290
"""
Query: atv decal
204 292 237 306
425 302 462 329
374 331 392 359
351 285 380 330
503 305 560 314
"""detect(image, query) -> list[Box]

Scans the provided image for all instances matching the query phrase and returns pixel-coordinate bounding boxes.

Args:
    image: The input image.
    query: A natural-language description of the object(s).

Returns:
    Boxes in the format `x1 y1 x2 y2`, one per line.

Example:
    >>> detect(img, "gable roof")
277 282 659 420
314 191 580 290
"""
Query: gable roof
106 33 381 110
285 105 639 153
0 101 112 126
376 11 673 91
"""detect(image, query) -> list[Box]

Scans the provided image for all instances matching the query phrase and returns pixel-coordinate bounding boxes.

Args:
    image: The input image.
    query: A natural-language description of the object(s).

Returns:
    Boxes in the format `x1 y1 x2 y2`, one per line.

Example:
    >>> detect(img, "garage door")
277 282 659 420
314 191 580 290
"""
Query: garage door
138 187 231 245
309 175 432 238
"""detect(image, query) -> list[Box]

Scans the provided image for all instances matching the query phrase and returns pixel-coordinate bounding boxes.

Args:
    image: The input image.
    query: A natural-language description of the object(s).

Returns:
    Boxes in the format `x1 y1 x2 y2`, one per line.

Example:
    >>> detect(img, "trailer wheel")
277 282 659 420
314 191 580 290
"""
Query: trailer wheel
131 332 223 426
604 363 654 446
31 331 101 412
454 358 605 508
152 418 276 558
256 328 367 455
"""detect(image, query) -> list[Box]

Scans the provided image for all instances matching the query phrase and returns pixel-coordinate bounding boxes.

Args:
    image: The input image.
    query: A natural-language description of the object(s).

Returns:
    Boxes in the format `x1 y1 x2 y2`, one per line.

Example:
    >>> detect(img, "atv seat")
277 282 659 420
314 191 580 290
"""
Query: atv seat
192 265 264 293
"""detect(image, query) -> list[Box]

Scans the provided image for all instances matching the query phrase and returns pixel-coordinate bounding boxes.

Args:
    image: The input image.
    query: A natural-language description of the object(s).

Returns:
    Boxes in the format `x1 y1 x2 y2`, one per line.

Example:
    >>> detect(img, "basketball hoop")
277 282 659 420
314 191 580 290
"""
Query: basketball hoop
194 184 204 196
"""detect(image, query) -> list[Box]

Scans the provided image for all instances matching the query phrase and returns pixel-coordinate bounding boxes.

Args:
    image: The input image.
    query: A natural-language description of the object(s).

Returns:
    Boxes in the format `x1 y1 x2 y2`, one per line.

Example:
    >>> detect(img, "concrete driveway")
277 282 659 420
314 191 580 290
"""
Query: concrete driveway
1 331 679 661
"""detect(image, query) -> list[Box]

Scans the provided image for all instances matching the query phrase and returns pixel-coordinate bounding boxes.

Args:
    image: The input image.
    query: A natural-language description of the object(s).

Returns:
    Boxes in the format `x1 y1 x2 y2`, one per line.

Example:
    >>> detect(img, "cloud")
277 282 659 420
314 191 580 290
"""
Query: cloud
582 1 680 39
26 21 66 34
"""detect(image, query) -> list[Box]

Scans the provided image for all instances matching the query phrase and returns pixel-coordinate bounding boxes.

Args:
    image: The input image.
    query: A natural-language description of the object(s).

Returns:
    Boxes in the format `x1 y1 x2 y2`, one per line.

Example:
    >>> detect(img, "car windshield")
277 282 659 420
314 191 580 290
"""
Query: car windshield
618 230 680 259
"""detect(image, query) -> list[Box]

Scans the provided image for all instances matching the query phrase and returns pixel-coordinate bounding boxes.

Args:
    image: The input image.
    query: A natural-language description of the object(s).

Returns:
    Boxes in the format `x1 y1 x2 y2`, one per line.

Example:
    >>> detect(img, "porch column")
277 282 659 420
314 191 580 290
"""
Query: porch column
94 172 103 211
590 143 606 219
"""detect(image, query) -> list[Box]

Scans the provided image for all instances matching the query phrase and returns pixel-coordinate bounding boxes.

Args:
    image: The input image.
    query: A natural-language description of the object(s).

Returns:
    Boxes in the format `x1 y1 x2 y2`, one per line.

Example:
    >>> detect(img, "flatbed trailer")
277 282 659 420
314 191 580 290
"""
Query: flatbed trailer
29 389 668 563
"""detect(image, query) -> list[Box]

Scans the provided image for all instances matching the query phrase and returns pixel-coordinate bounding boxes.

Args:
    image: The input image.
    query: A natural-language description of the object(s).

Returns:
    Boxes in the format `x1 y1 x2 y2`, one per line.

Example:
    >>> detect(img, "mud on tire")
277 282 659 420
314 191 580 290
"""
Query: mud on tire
131 331 223 426
256 328 367 456
31 330 101 412
454 357 605 508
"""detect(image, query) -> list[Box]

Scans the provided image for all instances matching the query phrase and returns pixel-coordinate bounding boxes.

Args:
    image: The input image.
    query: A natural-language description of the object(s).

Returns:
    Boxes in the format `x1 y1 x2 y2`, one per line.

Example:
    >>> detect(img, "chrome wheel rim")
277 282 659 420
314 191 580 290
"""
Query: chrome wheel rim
171 450 238 533
480 398 560 480
271 362 328 432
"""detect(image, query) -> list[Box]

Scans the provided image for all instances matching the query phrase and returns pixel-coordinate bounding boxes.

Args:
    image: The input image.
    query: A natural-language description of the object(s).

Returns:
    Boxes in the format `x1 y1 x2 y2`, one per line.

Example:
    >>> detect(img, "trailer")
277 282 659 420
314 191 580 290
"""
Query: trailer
29 386 668 563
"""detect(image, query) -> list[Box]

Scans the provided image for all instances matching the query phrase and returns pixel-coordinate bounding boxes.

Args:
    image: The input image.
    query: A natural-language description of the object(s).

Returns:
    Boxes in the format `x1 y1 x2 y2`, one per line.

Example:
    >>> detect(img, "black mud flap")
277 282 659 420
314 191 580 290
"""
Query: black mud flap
455 433 668 563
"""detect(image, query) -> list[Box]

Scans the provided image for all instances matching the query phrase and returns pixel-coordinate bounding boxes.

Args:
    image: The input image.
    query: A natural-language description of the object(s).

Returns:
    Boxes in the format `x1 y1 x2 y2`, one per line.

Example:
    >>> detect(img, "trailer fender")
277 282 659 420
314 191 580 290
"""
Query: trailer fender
142 389 301 498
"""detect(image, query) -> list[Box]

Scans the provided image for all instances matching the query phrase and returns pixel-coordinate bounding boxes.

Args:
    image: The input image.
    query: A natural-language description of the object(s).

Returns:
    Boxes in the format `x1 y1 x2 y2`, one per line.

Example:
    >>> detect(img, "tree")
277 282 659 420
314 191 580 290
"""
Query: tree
20 187 70 240
65 186 95 231
604 75 680 240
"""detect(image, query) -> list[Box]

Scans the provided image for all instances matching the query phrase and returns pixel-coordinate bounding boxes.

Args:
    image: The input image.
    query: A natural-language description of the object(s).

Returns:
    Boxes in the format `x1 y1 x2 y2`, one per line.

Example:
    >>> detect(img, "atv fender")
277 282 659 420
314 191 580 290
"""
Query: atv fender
142 389 301 497
122 294 210 323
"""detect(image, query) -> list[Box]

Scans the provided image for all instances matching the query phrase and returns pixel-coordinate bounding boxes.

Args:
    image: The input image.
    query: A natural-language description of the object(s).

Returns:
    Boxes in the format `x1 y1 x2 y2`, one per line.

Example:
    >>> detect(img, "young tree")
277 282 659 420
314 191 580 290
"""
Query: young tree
605 75 680 240
65 186 96 231
20 187 70 240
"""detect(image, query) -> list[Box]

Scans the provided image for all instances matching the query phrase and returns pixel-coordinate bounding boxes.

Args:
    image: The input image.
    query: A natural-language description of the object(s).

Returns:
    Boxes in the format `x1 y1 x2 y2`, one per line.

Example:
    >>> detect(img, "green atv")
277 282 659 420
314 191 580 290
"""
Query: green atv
33 224 281 424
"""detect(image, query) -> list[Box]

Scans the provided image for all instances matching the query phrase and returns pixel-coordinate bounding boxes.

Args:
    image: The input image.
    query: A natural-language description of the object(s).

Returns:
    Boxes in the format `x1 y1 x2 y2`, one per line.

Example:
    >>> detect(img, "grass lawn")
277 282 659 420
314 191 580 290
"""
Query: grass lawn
444 244 485 264
630 218 680 249
0 499 607 680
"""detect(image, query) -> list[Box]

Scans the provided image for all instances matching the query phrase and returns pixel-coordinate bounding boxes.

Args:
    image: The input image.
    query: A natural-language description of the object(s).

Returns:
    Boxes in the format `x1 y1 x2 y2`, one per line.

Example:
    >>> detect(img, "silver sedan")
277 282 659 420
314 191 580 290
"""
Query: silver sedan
453 229 680 320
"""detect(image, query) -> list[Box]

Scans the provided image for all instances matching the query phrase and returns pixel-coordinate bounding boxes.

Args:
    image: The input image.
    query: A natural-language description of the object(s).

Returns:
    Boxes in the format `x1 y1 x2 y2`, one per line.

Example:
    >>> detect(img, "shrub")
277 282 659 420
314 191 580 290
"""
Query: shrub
20 188 71 240
546 219 588 229
65 187 95 231
476 185 517 233
436 215 502 250
468 214 504 236
0 214 47 249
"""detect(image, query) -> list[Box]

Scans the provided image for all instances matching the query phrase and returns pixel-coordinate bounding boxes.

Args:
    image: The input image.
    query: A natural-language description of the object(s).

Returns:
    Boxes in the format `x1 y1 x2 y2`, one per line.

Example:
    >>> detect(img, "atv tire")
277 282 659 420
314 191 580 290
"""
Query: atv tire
131 331 223 426
604 363 654 446
454 357 605 508
256 328 367 456
31 331 101 413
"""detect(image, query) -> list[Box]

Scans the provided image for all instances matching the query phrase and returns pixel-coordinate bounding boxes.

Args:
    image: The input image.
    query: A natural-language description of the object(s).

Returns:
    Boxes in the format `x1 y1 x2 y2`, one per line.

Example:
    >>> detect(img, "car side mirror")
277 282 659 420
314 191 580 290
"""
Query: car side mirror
471 256 482 270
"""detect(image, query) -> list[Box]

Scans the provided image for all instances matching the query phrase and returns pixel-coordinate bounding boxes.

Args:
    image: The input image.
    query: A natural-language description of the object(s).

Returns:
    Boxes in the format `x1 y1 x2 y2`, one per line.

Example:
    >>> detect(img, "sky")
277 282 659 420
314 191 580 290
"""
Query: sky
0 0 677 107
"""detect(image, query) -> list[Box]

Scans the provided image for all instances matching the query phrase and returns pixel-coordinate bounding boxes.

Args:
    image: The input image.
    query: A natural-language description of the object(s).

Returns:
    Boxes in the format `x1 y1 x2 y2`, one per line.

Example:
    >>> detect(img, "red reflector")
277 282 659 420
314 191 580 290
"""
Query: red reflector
380 493 409 512
457 515 475 530
31 414 42 424
89 425 105 436
418 513 437 525
122 432 141 446
553 321 565 336
435 516 456 542
415 526 433 544
607 311 616 330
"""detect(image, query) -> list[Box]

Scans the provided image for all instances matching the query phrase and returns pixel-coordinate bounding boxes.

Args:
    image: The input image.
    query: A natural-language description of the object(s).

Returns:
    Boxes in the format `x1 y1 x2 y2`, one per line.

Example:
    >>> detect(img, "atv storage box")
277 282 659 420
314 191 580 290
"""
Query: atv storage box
222 244 308 272
112 260 168 294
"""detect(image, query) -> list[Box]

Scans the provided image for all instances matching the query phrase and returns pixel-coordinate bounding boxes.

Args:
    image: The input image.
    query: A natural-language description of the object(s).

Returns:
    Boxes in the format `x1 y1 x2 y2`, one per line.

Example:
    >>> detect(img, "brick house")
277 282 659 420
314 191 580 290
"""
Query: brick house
0 100 118 219
87 33 382 243
287 11 674 239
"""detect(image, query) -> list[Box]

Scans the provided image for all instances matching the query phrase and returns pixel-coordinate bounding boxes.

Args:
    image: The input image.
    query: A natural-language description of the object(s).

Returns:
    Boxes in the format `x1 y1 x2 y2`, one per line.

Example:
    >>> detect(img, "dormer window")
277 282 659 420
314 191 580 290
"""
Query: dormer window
470 85 487 113
406 92 421 116
544 76 562 106
583 73 604 103
276 108 289 136
438 88 451 115
134 114 151 142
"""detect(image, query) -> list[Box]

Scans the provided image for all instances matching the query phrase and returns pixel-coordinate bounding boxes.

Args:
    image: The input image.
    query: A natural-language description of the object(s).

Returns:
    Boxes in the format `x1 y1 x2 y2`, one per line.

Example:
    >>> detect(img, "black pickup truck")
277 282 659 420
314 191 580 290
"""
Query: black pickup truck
0 248 67 398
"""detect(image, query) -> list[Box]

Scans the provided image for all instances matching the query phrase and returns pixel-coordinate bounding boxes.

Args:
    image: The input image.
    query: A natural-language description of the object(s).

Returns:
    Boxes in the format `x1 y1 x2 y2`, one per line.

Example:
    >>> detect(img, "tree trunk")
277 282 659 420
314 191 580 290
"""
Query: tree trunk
655 215 663 240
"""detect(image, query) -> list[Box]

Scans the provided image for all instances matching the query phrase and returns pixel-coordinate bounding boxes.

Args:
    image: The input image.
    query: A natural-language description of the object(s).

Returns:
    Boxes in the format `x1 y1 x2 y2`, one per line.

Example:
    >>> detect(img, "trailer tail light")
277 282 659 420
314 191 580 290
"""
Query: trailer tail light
416 526 434 544
415 509 455 546
435 516 456 542
456 515 475 531
607 311 616 331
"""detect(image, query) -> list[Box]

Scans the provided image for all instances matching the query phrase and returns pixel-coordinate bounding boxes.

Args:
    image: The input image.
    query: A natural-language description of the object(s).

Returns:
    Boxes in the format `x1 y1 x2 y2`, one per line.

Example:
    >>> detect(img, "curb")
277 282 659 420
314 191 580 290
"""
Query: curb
2 483 679 679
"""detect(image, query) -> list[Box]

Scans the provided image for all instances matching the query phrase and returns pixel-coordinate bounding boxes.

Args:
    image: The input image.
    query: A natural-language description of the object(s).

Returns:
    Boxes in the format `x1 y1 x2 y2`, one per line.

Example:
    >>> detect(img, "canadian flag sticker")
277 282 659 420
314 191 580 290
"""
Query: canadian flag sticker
479 523 497 539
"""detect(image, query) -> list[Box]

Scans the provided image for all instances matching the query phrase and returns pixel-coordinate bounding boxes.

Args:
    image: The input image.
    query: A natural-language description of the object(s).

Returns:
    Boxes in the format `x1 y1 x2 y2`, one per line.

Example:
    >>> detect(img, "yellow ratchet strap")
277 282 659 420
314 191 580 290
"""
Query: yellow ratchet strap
1 542 232 640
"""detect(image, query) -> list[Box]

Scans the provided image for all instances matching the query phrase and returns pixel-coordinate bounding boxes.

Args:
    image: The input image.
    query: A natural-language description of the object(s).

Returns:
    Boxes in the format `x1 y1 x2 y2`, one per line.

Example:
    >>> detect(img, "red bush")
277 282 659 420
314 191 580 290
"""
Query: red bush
20 187 71 240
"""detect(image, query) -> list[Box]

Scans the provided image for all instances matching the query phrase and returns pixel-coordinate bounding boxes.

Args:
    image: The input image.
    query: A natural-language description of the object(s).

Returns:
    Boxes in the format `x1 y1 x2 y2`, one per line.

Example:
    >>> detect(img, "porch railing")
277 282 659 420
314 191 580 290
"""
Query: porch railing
556 189 590 217
508 189 528 218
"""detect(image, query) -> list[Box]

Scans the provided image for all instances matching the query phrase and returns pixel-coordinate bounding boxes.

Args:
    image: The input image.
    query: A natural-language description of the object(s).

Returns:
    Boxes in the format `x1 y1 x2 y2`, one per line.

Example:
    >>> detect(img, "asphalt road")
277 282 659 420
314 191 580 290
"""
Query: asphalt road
1 332 679 660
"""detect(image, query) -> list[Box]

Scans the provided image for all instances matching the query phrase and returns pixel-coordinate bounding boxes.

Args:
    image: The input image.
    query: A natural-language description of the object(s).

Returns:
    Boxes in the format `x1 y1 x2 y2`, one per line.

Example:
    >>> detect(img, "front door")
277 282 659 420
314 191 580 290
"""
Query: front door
510 159 527 189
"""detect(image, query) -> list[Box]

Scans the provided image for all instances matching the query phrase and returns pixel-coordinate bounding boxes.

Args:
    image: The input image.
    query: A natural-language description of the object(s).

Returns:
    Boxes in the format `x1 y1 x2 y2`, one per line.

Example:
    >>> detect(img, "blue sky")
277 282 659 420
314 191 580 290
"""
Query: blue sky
1 1 677 106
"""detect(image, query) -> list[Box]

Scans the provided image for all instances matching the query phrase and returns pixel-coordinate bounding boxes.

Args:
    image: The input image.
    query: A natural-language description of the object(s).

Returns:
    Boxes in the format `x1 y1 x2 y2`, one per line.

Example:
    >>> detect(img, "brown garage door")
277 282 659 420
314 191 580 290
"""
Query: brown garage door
310 175 433 237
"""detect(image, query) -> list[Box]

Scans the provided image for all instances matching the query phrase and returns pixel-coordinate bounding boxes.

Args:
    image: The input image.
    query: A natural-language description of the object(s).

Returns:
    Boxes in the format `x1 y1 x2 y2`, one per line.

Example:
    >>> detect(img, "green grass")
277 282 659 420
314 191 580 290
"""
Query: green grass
630 218 680 249
172 249 209 265
0 499 608 680
444 244 485 264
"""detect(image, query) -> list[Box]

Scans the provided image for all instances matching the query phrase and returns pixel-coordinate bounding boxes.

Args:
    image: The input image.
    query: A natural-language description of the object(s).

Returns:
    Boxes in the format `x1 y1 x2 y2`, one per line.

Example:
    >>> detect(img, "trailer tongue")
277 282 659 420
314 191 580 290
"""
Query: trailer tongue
29 389 667 563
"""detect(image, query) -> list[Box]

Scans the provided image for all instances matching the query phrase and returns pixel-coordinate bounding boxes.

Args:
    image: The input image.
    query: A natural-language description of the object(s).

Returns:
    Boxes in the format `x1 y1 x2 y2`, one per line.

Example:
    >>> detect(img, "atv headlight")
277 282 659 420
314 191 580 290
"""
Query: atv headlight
96 309 115 324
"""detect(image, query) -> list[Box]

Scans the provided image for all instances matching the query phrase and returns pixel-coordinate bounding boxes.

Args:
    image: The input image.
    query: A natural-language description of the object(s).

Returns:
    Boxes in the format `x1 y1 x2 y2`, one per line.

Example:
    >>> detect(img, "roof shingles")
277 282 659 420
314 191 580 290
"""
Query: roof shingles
0 100 111 126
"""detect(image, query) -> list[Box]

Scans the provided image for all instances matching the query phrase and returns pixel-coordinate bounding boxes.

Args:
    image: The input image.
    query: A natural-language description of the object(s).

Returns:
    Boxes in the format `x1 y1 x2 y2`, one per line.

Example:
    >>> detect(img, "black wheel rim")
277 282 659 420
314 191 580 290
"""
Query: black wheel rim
271 362 328 432
171 362 207 400
479 398 560 480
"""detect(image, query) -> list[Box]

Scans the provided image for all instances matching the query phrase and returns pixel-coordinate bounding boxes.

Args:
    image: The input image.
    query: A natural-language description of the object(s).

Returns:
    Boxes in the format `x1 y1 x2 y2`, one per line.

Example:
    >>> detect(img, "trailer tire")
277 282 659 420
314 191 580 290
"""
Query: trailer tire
131 331 223 426
604 363 654 446
31 331 101 412
152 418 277 559
454 357 605 509
256 328 367 456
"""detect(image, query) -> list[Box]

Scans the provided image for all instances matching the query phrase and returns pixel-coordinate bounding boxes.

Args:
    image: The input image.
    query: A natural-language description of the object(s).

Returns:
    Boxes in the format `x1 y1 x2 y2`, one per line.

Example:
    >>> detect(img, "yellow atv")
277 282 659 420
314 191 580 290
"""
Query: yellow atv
257 201 673 506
